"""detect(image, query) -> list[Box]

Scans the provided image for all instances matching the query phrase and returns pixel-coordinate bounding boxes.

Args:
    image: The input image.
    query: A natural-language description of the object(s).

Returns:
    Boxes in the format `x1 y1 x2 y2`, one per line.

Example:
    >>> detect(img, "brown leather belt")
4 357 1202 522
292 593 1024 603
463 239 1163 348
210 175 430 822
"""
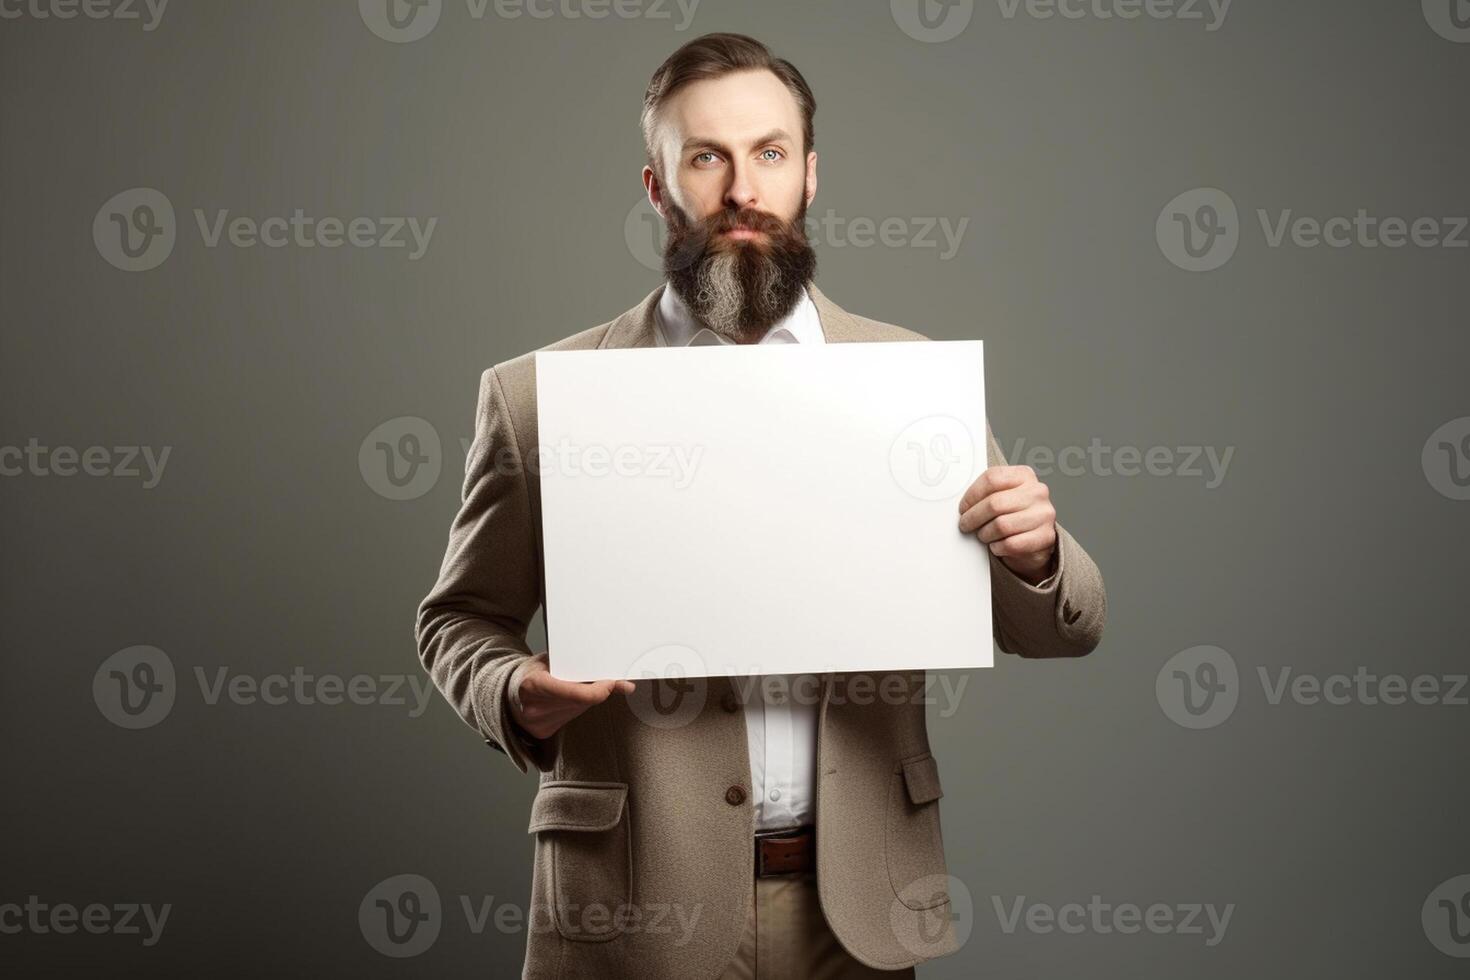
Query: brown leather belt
754 825 816 877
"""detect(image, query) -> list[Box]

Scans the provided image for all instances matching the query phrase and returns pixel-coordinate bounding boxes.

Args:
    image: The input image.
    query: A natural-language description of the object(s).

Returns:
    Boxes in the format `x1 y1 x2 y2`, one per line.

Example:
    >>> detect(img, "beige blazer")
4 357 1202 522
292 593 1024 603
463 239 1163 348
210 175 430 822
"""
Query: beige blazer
415 283 1107 979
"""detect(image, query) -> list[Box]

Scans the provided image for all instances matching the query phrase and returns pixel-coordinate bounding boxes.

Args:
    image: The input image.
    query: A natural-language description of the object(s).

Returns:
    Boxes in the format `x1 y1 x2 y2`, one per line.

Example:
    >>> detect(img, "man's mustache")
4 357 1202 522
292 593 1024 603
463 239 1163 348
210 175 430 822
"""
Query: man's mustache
703 207 792 237
664 204 806 272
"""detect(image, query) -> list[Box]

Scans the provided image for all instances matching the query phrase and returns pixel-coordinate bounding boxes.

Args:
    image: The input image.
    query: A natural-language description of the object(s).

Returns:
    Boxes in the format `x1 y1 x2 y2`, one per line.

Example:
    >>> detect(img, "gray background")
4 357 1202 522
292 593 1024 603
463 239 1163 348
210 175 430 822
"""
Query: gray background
2 0 1467 975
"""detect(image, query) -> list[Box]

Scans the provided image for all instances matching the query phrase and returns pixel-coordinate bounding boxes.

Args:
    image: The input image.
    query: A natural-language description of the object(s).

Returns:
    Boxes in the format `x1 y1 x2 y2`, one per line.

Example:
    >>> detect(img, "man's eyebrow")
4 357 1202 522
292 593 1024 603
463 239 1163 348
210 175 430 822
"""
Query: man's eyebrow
680 129 797 155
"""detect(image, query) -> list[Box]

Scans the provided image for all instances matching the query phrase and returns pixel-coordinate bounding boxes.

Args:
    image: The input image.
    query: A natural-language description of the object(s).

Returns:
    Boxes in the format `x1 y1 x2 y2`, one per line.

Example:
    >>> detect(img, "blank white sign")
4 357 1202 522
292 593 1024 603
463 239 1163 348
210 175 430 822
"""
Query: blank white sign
535 340 992 682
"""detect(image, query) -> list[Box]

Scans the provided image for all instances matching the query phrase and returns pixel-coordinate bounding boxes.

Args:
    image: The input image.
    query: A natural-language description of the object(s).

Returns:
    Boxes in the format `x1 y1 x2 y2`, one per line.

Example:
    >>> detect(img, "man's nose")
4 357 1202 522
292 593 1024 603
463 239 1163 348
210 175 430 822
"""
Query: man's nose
723 159 758 211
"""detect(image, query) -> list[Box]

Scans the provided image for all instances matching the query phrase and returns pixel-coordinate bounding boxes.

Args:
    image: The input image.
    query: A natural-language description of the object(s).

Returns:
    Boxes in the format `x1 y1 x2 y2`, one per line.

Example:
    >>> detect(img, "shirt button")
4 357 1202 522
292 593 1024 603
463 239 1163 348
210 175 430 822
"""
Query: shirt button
725 786 747 806
720 692 740 713
769 789 781 802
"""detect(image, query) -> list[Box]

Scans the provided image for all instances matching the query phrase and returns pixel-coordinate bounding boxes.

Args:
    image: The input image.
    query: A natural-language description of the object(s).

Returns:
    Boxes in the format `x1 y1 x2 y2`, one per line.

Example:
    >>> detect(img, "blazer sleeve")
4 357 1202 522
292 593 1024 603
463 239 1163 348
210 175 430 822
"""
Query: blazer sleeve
415 366 559 774
983 422 1107 658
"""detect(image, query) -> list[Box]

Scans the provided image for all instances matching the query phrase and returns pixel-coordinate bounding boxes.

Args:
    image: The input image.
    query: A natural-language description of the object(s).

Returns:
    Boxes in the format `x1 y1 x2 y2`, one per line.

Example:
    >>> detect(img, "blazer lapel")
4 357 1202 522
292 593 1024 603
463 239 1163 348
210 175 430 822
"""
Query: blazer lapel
806 282 870 344
598 284 663 350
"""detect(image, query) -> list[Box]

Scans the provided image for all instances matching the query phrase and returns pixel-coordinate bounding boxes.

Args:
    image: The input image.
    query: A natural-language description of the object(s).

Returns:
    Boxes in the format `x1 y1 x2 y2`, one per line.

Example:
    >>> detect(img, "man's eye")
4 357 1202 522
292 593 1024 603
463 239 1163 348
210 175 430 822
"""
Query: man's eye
759 148 783 162
693 152 719 165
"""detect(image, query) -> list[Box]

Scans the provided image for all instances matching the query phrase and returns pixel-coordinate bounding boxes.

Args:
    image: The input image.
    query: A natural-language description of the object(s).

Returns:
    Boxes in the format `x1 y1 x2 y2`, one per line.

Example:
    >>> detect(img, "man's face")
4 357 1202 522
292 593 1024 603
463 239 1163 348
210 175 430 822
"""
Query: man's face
643 68 819 343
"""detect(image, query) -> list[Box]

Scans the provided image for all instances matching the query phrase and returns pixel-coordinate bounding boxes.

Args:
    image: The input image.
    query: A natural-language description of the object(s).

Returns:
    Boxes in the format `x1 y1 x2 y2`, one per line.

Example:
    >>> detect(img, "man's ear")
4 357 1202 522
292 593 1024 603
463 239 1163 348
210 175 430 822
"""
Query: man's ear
643 164 666 218
804 151 818 207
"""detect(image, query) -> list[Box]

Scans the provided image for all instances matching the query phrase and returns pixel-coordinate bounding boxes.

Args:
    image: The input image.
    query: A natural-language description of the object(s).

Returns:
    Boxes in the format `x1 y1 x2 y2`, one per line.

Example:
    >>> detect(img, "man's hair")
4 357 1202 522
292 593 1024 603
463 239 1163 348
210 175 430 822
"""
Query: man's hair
641 32 816 176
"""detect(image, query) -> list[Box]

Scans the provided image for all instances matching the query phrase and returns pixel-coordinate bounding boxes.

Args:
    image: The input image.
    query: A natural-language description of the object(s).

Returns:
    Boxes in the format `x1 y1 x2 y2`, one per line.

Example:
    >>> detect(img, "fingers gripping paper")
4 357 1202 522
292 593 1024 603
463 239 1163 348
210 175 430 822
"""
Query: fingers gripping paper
535 340 991 681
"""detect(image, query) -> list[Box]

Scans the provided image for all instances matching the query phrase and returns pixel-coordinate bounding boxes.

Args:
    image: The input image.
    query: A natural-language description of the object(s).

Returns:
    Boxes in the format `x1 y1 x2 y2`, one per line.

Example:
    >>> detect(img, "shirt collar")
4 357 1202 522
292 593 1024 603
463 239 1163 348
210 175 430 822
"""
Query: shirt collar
654 282 824 347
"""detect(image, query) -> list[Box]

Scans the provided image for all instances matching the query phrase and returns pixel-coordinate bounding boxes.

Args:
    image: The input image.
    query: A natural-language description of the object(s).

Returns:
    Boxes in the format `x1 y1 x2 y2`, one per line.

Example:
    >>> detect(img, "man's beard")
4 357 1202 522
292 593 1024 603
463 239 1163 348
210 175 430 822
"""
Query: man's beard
662 198 817 345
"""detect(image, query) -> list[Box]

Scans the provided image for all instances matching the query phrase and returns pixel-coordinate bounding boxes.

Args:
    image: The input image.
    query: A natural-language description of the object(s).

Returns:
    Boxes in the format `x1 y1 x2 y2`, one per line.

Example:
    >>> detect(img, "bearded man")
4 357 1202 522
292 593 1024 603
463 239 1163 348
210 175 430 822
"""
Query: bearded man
416 31 1106 980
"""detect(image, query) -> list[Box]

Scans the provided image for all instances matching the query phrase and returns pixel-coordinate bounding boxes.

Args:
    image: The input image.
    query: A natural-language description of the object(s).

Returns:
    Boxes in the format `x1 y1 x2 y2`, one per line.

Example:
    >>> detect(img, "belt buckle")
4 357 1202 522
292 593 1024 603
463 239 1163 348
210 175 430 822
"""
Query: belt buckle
754 826 810 878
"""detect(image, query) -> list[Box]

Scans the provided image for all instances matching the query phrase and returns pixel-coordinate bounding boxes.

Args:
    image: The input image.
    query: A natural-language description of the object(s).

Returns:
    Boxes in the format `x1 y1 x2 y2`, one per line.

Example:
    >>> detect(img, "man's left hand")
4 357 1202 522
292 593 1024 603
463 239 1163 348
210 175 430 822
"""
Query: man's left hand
957 465 1058 586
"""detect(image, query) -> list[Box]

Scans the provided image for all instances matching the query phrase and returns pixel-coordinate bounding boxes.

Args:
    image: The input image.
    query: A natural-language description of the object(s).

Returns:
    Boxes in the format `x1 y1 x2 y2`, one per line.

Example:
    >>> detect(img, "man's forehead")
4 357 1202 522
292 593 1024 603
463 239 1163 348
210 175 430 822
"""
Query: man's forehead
658 69 801 147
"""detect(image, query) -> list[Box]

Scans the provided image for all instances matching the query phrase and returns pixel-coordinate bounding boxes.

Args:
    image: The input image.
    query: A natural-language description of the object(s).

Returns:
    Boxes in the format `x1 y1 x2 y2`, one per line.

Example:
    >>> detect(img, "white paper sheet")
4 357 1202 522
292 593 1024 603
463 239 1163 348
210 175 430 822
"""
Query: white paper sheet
535 340 991 681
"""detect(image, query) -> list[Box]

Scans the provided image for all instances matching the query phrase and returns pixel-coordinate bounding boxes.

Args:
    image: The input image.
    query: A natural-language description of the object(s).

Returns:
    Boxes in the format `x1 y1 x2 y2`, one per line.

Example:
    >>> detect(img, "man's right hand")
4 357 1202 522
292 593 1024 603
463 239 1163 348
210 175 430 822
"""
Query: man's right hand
508 656 635 741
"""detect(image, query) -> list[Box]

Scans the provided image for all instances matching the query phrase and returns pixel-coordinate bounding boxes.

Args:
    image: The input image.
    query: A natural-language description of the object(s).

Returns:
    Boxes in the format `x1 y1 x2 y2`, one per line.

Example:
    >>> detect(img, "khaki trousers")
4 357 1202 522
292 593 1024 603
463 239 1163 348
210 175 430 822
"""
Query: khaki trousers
716 872 916 979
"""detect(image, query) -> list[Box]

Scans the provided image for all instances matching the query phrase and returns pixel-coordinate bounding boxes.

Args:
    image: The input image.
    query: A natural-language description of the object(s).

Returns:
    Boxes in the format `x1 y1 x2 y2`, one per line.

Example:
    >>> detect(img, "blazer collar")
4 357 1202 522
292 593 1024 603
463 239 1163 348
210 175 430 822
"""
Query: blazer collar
597 281 868 350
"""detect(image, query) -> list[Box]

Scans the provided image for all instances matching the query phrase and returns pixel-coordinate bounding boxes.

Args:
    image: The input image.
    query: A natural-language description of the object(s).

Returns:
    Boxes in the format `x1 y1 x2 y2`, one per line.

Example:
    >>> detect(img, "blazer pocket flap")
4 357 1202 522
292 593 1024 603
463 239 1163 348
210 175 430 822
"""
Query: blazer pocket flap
527 781 628 834
901 755 943 806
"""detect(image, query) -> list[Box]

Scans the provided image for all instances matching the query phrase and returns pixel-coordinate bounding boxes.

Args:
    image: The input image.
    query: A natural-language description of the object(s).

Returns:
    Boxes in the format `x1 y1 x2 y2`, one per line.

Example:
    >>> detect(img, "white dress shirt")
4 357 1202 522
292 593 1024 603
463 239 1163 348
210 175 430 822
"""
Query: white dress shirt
654 283 822 832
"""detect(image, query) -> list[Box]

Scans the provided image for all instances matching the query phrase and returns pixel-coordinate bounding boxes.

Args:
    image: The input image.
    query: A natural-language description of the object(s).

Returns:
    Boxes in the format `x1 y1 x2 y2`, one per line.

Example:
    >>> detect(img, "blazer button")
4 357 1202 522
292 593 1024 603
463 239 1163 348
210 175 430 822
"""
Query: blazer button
725 785 747 806
720 692 740 713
